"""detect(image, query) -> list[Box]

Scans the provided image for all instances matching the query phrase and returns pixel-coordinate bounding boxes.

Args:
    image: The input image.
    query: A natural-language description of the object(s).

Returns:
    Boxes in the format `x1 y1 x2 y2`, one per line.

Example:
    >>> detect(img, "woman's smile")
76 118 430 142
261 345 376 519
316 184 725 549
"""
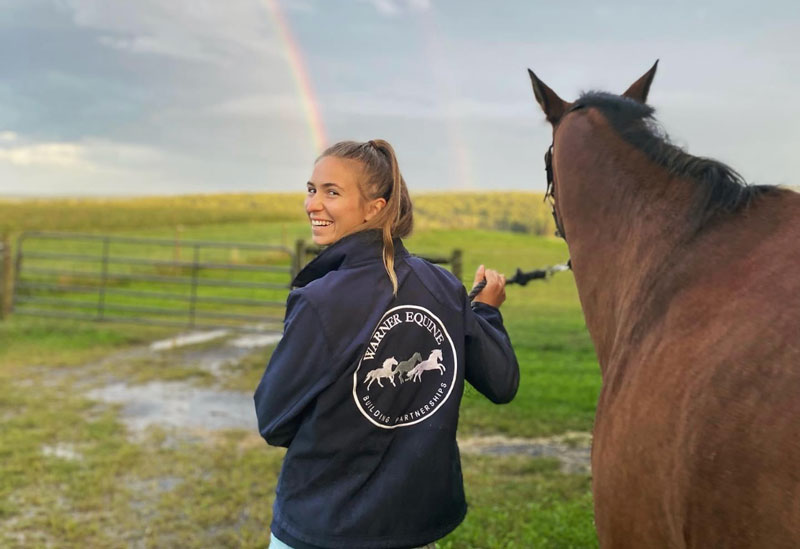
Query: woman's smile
310 218 333 228
304 156 371 246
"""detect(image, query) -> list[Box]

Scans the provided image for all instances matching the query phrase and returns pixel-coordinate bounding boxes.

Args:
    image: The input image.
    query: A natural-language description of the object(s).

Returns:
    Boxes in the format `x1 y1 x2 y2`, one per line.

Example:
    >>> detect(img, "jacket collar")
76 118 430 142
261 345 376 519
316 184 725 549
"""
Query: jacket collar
292 229 409 288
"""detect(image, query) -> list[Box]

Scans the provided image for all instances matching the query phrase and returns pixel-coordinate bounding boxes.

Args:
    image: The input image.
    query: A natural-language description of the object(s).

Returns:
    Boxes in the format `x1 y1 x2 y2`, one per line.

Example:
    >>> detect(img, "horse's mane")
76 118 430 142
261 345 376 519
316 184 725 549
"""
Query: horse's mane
576 91 777 229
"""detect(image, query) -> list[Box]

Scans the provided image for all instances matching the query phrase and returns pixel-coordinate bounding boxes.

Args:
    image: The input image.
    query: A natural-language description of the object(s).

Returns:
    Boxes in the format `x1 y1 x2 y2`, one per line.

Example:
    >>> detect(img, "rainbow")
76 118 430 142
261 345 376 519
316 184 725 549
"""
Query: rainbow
259 1 473 189
415 10 475 189
260 0 328 155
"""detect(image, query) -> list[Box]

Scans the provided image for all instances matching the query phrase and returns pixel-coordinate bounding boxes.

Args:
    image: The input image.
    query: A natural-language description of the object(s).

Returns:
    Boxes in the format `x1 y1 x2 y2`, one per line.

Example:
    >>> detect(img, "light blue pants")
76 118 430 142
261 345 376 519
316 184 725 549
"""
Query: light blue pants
269 533 294 549
269 532 436 549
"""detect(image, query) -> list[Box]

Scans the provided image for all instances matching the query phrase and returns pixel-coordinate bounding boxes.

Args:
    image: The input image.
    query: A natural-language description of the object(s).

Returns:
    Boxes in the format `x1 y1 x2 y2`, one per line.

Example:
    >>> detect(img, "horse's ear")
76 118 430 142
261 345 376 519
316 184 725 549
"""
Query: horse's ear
622 60 659 104
528 69 568 125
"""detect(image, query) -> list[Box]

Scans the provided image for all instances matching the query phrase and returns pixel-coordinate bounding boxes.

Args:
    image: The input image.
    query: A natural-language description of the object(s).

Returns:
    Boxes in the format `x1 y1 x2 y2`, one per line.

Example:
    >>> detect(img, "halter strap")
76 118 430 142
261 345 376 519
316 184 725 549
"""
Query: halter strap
543 144 568 241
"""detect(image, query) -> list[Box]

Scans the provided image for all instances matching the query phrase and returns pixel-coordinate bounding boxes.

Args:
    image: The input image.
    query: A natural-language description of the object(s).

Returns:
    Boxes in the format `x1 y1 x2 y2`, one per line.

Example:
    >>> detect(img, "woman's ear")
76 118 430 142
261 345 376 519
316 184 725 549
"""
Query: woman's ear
364 197 387 222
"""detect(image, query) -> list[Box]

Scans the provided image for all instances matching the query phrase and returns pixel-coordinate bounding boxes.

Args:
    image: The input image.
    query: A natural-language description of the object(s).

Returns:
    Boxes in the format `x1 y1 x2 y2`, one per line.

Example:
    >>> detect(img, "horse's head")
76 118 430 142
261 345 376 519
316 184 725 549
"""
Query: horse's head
528 61 658 128
527 62 658 245
526 62 779 371
432 349 443 360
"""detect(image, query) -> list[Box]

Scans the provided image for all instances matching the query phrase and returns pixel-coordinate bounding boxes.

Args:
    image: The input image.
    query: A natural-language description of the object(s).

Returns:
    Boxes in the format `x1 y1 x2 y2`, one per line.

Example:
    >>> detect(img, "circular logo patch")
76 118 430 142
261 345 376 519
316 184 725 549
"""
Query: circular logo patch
353 305 457 429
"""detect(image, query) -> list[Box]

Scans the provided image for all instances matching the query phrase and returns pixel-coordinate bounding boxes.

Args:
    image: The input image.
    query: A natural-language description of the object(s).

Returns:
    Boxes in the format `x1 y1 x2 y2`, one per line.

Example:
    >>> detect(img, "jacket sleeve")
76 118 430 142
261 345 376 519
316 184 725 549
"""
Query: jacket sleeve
253 292 334 447
464 299 520 404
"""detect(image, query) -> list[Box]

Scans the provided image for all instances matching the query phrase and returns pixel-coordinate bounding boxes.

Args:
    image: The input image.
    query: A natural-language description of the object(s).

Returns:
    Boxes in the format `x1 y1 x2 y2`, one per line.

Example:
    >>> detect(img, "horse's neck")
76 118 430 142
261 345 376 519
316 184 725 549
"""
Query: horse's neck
557 123 695 371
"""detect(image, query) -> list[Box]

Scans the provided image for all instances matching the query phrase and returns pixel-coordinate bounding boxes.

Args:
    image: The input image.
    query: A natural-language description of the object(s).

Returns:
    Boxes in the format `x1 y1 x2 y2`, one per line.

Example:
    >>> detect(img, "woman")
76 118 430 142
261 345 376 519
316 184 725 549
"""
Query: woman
254 139 520 549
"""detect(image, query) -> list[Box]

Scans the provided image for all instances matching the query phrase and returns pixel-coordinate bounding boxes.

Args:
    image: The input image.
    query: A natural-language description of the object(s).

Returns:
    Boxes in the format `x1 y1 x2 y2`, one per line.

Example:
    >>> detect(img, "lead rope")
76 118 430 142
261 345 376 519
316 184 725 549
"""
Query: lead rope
469 142 572 302
467 262 571 302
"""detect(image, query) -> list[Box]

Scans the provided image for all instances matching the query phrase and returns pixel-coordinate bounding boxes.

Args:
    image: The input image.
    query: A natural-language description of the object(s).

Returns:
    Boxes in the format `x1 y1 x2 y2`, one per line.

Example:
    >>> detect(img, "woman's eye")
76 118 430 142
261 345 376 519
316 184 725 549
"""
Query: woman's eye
327 190 338 196
307 186 315 194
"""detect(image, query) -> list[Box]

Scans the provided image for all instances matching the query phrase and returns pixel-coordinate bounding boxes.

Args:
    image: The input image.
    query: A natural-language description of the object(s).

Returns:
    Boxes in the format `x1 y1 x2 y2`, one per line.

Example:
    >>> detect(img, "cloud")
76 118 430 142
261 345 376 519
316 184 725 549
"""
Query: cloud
326 92 532 121
284 0 316 13
0 135 163 173
96 35 222 64
80 139 164 168
0 127 318 196
0 142 89 169
60 0 283 63
210 93 307 117
362 0 399 15
357 0 432 16
407 0 432 11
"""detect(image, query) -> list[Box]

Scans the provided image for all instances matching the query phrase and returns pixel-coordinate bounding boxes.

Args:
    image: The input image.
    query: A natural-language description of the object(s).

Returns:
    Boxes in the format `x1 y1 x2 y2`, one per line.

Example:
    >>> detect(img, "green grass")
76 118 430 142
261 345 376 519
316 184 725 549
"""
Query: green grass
0 376 143 547
221 348 280 393
0 317 172 370
0 223 600 548
441 456 596 548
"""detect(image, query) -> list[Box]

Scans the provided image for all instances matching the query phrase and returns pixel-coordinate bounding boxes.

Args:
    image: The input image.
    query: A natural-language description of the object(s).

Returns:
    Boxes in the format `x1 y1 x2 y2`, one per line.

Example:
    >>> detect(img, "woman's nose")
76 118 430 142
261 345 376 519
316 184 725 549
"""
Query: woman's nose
305 193 322 213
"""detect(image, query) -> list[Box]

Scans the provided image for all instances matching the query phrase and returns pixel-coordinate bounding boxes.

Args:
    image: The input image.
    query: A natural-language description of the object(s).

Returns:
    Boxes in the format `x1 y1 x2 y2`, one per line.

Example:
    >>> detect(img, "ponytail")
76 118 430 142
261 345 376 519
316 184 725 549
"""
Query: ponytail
318 139 413 295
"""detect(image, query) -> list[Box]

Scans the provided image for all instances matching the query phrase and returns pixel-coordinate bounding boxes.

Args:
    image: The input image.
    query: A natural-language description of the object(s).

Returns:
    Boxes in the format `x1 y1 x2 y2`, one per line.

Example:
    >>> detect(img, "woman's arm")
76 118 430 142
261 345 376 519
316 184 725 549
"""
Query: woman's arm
253 293 333 447
463 265 520 403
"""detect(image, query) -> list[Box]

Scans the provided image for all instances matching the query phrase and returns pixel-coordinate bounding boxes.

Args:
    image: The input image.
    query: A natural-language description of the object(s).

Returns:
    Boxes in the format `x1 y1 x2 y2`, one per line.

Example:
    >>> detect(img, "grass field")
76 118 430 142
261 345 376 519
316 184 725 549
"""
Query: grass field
0 197 600 548
0 192 556 237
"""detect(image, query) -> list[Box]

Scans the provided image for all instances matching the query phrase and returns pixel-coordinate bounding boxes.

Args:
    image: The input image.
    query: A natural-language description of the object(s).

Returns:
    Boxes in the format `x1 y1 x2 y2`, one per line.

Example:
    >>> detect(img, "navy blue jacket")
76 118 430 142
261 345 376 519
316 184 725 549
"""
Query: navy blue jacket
254 230 519 549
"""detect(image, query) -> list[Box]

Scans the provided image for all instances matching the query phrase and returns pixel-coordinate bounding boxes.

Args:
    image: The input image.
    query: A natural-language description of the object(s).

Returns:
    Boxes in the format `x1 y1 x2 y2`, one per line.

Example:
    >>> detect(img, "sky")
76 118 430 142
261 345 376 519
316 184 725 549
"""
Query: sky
1 0 799 196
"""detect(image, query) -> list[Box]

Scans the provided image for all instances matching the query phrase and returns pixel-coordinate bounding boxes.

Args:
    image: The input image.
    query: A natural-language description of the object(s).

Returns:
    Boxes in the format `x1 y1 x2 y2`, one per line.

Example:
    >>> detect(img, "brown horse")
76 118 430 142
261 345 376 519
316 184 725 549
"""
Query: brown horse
528 63 800 547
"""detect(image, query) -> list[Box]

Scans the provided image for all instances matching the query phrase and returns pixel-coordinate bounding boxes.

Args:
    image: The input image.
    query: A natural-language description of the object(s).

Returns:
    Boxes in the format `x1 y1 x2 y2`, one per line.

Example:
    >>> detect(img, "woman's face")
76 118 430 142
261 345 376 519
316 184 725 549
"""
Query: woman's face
305 156 384 246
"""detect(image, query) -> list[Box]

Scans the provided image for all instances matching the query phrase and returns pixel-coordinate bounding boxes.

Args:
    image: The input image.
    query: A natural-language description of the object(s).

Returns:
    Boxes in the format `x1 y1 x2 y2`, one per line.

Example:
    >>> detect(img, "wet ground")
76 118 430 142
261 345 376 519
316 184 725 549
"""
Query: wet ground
83 330 592 473
87 381 258 432
458 433 592 474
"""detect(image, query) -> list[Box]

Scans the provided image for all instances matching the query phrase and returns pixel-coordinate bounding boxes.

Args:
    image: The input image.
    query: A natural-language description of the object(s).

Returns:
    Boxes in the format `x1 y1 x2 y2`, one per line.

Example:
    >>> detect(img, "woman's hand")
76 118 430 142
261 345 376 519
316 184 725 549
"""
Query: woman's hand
471 264 506 308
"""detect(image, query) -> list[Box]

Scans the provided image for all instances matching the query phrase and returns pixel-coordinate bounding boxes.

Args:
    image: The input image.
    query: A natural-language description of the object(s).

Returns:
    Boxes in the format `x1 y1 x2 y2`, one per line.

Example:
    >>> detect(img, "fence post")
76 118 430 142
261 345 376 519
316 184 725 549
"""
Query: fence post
292 239 305 280
13 234 24 316
450 248 463 283
174 225 183 264
189 244 200 328
1 235 11 320
97 237 110 320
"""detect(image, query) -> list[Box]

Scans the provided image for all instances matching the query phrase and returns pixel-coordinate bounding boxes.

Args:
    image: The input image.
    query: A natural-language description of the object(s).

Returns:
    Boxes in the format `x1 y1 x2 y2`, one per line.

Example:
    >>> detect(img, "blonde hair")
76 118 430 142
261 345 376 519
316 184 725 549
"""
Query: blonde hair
318 139 414 294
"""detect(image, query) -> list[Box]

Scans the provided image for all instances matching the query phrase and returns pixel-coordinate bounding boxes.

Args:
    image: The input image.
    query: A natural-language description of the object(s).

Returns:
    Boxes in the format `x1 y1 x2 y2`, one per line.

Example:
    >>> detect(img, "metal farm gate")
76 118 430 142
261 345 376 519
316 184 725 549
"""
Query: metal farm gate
11 232 294 332
3 231 464 332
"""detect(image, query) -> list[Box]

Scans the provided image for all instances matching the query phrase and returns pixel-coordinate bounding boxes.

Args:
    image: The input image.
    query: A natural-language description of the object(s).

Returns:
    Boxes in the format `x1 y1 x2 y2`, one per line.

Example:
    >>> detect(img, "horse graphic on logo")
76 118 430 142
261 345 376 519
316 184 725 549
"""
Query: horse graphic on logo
406 349 444 382
364 357 399 390
392 352 422 384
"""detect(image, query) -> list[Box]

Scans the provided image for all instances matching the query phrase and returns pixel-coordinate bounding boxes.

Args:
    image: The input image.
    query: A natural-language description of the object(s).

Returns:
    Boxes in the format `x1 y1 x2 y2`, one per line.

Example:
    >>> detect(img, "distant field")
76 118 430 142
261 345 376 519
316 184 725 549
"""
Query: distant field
0 201 599 548
0 191 556 237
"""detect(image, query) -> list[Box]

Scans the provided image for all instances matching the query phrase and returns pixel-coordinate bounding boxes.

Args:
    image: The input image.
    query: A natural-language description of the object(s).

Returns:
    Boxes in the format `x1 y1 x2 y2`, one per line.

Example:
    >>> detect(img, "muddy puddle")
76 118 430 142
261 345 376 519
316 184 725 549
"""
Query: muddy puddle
87 381 257 433
458 432 592 474
87 330 279 435
85 330 592 473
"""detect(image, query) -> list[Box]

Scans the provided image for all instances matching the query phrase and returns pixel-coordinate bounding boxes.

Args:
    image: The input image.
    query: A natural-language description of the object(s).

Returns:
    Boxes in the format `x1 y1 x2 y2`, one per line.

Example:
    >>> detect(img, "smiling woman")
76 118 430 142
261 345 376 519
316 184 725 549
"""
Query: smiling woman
254 139 519 549
305 156 385 247
305 139 414 293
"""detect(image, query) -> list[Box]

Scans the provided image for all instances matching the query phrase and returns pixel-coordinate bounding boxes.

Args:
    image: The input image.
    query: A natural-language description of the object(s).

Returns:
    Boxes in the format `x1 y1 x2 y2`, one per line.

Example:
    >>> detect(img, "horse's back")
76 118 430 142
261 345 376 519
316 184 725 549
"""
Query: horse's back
593 188 800 548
